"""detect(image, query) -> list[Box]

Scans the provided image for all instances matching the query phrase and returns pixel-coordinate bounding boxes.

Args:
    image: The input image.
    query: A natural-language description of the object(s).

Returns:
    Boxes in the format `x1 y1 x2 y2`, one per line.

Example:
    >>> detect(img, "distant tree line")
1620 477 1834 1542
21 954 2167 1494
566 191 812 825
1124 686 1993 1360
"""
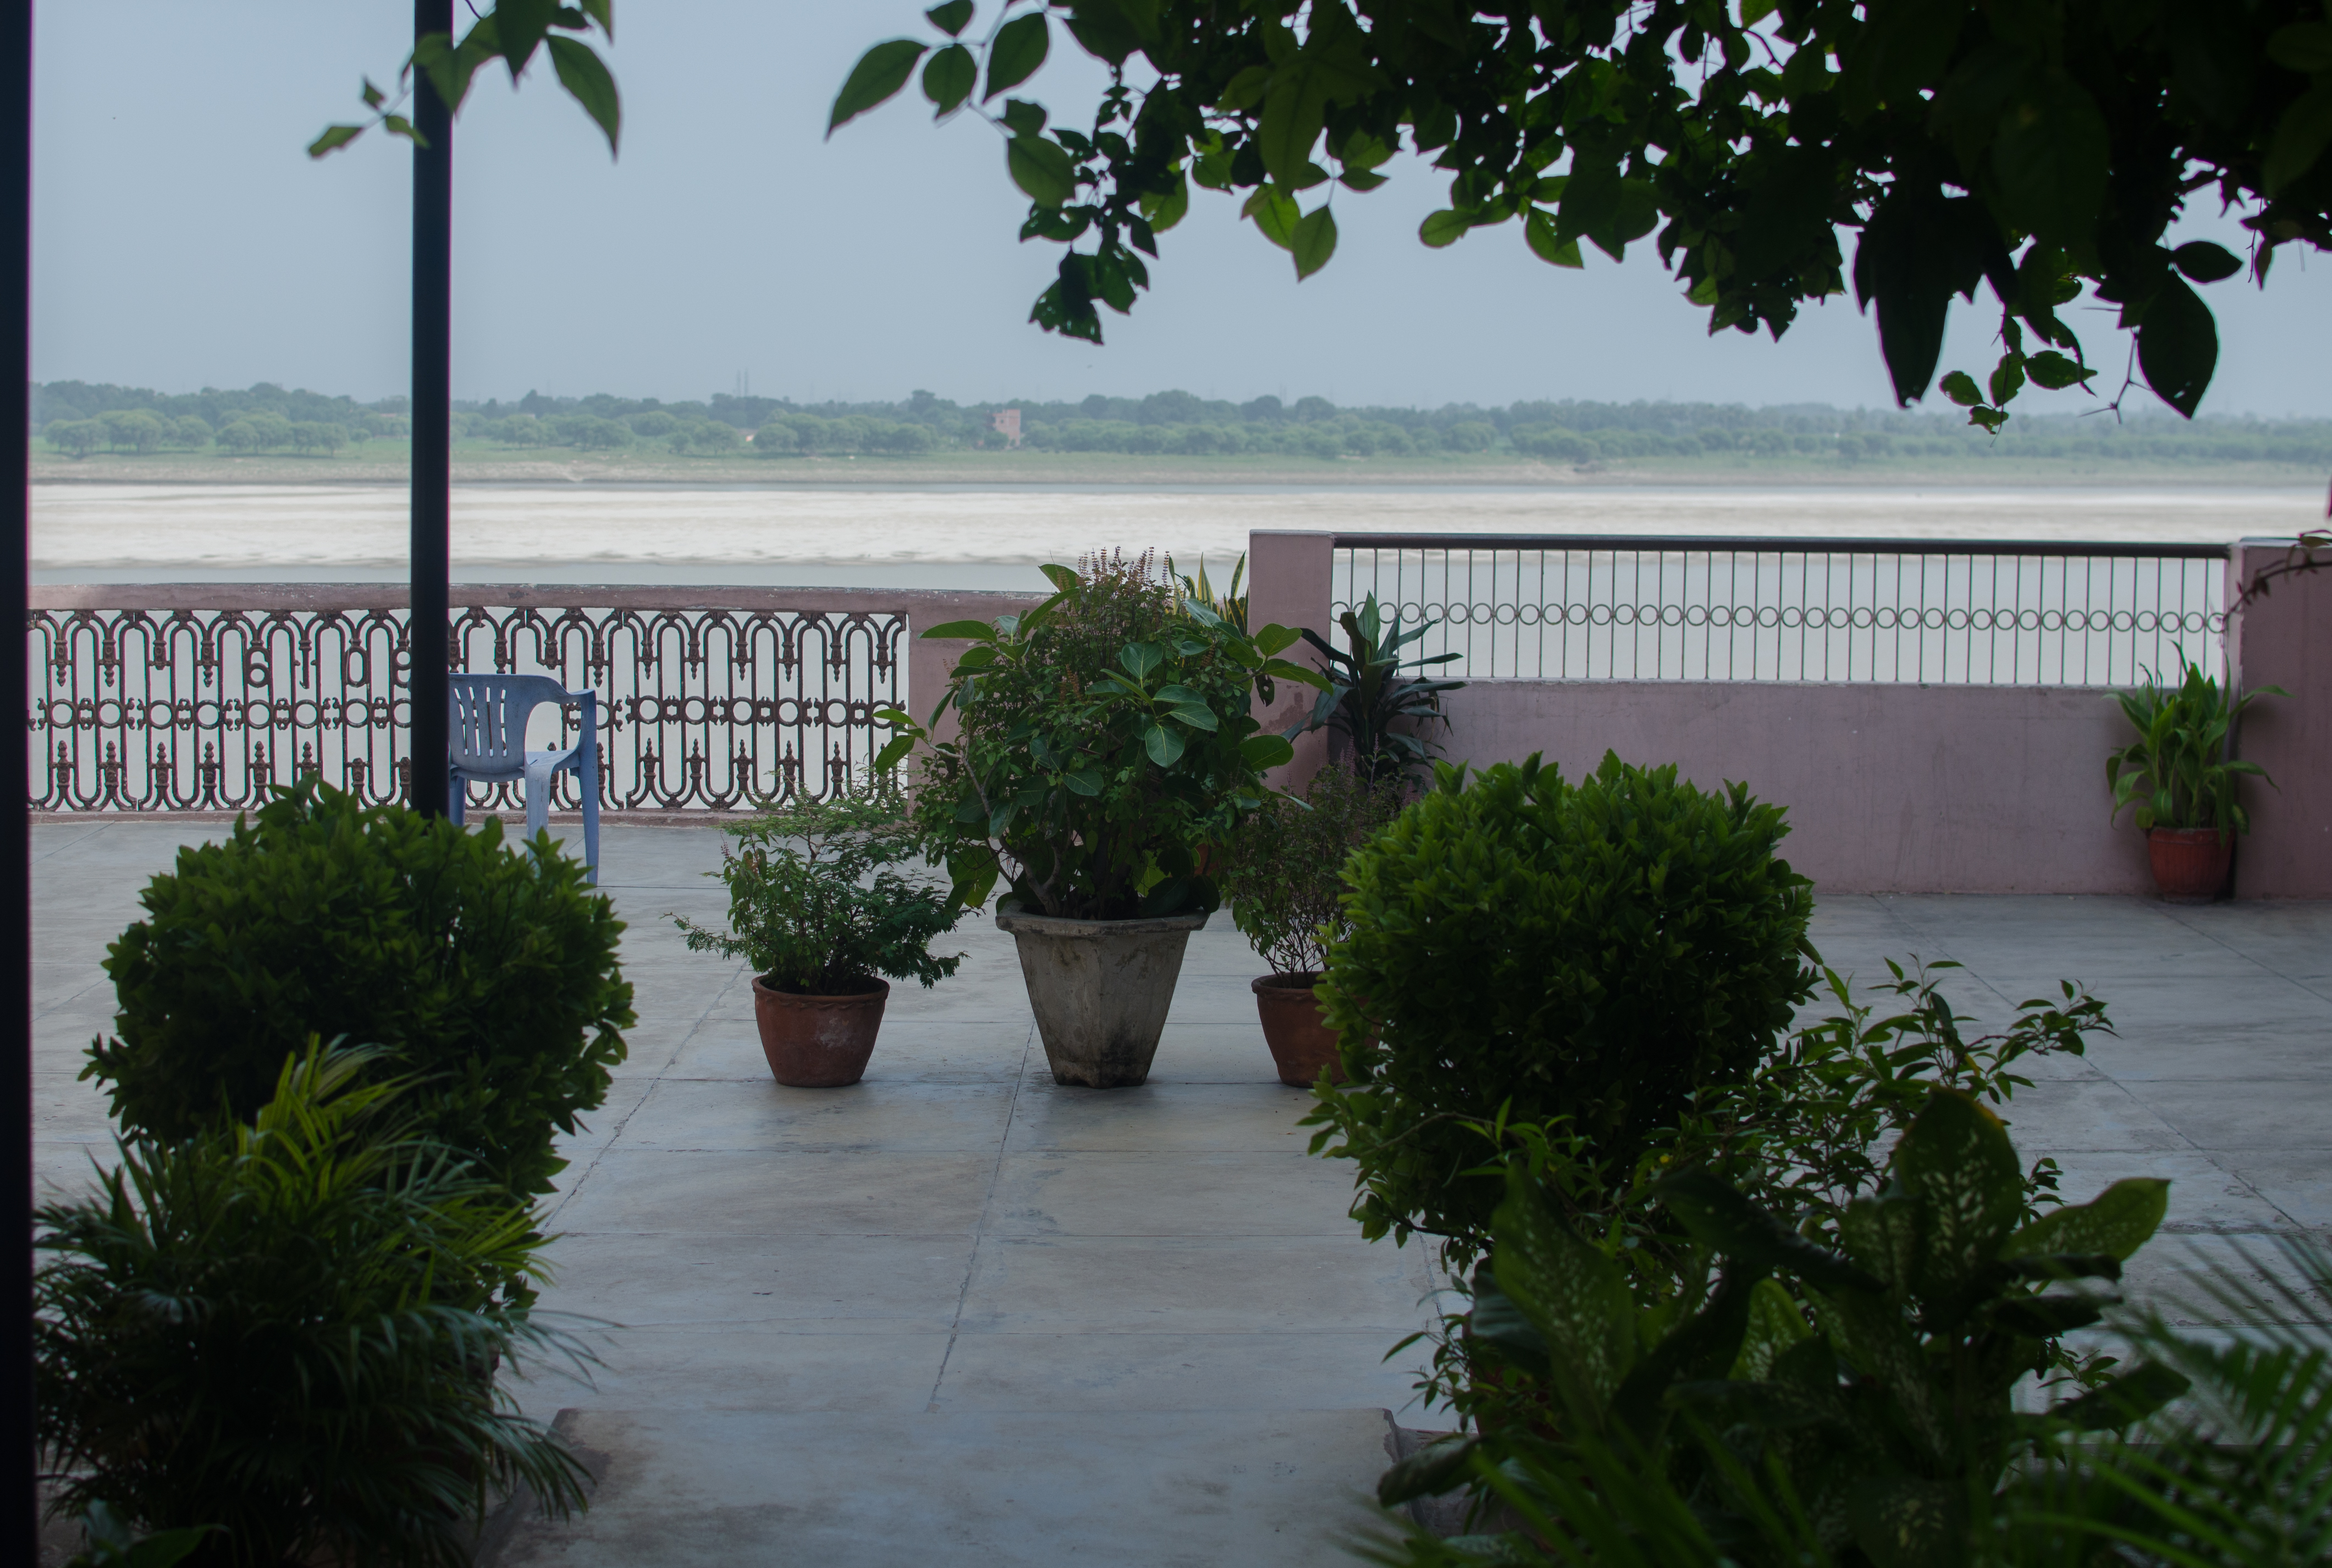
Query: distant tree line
28 379 2332 468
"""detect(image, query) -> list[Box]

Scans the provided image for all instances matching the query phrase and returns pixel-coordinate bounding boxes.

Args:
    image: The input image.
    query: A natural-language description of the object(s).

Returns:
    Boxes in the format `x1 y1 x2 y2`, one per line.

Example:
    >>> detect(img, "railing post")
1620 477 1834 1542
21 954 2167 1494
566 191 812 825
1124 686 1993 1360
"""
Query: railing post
2229 537 2332 898
1247 531 1335 789
407 0 453 818
1 0 29 1552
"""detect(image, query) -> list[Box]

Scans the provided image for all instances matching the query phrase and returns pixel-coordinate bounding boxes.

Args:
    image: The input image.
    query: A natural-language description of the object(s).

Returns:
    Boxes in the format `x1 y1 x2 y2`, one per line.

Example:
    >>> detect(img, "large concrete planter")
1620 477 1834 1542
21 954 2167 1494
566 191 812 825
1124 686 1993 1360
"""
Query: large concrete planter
993 908 1209 1087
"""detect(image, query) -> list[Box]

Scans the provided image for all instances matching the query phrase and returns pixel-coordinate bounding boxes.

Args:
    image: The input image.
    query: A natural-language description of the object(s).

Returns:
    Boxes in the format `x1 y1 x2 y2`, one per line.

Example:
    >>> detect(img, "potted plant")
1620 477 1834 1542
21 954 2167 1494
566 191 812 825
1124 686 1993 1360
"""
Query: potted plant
674 790 966 1086
878 552 1322 1087
1283 592 1465 783
1220 763 1404 1086
2107 655 2286 903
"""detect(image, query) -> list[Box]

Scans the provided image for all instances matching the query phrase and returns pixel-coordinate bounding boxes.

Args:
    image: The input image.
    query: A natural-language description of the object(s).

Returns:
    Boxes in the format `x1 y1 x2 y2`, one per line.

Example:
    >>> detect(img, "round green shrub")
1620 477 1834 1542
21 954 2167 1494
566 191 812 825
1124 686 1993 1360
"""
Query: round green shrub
85 780 634 1213
1314 752 1815 1263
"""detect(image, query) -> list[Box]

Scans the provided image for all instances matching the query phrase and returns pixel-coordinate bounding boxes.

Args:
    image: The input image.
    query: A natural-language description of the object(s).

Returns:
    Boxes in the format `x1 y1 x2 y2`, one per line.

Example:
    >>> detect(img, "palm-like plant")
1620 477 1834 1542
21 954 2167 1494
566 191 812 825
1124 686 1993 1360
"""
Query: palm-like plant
1286 593 1465 786
2105 656 2285 834
36 1044 596 1567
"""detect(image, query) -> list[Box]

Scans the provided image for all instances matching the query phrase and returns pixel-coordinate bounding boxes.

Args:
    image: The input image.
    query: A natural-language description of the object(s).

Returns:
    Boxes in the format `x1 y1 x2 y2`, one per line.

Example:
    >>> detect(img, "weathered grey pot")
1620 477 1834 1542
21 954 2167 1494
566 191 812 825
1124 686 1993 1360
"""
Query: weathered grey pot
992 908 1209 1087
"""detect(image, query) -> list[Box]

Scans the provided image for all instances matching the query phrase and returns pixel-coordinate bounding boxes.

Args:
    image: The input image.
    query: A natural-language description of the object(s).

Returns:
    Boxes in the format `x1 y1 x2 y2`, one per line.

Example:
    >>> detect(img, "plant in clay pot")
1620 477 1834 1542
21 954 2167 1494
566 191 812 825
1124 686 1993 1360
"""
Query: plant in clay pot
878 551 1324 1087
674 790 965 1087
2107 655 2285 904
1220 763 1405 1087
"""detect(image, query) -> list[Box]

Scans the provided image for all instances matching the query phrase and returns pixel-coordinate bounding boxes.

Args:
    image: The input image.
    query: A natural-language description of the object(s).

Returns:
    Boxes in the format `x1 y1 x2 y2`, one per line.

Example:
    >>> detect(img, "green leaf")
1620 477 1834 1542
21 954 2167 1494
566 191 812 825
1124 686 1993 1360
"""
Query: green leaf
984 10 1050 100
2003 1178 2169 1262
1848 1475 1966 1568
1139 170 1190 233
498 0 559 78
1891 1089 2027 1297
1242 186 1299 249
1252 623 1299 657
1118 642 1164 679
1991 72 2110 242
1938 369 1983 407
1525 208 1584 268
2171 240 2241 284
307 123 365 159
872 735 916 772
1730 1277 1814 1381
2044 1362 2191 1431
2266 79 2332 195
1062 767 1103 797
1660 1169 1885 1296
578 0 614 42
1291 204 1338 280
1241 734 1294 770
925 0 975 37
999 97 1046 136
1153 683 1209 706
830 38 927 135
545 36 620 155
2267 20 2332 73
922 43 976 115
1419 208 1470 248
360 78 385 110
382 114 422 145
2025 350 2095 390
1987 350 2025 407
1038 563 1080 592
1377 1436 1482 1506
1491 1167 1635 1411
919 619 999 642
2137 273 2218 418
1142 722 1186 766
1167 704 1220 732
1008 135 1077 208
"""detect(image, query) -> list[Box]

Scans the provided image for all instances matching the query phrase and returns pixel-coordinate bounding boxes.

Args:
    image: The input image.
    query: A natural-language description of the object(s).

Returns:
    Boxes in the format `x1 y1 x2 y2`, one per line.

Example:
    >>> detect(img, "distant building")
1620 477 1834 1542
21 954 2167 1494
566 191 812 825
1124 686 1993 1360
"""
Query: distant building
988 408 1022 448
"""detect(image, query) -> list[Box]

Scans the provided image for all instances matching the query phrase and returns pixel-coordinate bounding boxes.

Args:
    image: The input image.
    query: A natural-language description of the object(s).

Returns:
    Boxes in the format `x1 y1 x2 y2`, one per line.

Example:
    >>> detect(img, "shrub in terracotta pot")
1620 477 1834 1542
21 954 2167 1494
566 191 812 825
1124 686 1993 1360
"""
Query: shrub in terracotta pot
1220 763 1405 1086
674 791 965 1087
2107 656 2286 903
878 552 1324 1087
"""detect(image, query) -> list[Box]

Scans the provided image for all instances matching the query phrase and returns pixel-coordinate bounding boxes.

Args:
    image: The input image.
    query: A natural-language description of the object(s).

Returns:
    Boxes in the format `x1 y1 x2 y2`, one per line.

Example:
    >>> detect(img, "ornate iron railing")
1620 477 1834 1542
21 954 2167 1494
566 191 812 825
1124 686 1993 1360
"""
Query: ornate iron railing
30 587 912 814
1331 534 2231 685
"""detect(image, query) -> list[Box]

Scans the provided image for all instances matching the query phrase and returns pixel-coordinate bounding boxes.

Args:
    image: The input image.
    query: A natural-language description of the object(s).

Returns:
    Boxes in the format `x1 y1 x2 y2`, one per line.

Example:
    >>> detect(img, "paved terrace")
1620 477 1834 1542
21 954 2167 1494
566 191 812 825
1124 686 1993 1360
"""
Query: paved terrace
29 820 2332 1566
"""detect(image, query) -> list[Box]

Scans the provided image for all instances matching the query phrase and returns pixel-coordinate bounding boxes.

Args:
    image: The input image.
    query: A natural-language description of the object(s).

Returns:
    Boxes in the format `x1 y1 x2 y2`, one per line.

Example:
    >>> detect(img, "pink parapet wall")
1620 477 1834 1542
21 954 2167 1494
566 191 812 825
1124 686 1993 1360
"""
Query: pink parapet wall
1245 531 1337 787
1437 680 2154 896
2230 538 2332 898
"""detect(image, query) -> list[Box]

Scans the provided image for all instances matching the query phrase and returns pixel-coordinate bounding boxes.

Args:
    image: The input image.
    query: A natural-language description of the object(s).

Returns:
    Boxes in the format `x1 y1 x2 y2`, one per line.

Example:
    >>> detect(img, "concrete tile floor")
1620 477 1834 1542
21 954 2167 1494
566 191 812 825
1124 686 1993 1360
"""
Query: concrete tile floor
27 820 2332 1566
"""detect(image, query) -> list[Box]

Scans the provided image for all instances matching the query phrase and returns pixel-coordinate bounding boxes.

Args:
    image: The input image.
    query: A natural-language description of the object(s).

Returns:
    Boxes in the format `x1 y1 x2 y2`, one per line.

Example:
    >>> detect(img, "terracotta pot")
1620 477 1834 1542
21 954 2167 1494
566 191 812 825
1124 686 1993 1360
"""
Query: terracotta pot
751 975 889 1086
991 908 1206 1087
2147 826 2234 904
1252 972 1346 1087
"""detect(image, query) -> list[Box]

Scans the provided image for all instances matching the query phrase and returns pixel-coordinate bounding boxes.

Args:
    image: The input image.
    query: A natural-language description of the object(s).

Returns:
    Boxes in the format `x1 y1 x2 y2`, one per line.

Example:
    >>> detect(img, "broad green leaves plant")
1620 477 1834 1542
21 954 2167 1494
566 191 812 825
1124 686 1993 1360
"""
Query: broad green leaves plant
835 2 2332 427
672 789 966 995
1284 592 1464 787
1376 1090 2183 1568
878 554 1325 919
2107 656 2286 834
36 1044 597 1568
310 1 619 160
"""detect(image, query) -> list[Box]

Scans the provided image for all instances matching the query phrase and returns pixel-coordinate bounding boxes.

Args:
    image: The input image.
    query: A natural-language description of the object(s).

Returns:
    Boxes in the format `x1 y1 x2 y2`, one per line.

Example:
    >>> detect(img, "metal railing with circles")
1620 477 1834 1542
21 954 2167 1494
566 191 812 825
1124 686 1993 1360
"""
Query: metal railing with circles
1330 535 2230 686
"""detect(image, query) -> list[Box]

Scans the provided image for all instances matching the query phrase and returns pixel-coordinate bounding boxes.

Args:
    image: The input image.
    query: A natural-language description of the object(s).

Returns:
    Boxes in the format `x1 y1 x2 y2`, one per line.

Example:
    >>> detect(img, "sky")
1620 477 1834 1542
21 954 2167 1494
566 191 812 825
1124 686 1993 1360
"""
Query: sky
30 1 2332 417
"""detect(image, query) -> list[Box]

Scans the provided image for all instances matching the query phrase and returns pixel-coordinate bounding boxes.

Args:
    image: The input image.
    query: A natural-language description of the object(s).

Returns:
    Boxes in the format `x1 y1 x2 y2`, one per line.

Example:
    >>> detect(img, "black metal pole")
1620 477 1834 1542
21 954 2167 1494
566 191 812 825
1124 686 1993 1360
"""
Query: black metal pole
1 0 30 1554
409 0 451 817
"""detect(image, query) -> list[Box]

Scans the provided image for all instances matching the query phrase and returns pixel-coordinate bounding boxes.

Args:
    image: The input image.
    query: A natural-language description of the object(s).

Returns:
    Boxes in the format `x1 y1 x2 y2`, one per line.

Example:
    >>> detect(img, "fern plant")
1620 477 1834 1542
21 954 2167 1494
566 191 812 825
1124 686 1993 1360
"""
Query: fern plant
36 1044 596 1568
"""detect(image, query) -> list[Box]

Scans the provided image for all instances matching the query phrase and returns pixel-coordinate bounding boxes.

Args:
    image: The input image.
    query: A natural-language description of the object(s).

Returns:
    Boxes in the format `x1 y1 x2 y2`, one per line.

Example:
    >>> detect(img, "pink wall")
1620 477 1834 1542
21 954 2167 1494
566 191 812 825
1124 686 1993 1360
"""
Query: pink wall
1245 531 1333 786
1436 680 2153 896
2229 540 2332 897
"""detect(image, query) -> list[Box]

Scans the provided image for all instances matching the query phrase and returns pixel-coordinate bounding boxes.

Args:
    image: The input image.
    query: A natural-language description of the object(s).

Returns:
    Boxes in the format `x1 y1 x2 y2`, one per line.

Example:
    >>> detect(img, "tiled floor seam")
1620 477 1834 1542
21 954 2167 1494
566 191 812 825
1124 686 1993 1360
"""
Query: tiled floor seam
926 1019 1038 1412
2159 901 2332 1007
542 959 748 1229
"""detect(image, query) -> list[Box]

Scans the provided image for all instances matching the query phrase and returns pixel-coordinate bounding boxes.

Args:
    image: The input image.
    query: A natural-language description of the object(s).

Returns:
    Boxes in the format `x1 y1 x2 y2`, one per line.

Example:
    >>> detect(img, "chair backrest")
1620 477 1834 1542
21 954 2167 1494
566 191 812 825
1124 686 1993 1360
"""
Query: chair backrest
448 674 578 777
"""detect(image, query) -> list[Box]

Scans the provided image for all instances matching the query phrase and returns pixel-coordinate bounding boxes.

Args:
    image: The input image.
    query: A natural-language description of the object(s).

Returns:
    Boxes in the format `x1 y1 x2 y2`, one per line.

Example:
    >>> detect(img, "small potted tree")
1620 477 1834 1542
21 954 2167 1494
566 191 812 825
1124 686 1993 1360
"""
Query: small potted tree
1220 764 1405 1086
879 553 1322 1088
2107 656 2286 903
675 791 966 1086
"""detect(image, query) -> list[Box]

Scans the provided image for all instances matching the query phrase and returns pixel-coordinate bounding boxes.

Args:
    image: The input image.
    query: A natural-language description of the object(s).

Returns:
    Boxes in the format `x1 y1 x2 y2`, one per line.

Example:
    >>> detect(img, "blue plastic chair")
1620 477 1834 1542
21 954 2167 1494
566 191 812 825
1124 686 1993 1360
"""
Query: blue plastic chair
447 674 601 884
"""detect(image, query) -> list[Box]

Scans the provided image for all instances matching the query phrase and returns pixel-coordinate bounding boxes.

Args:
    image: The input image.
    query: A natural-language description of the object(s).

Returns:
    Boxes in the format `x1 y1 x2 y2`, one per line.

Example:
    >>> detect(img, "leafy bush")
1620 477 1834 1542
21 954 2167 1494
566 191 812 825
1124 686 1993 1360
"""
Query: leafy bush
674 791 966 994
1221 763 1405 975
880 553 1320 919
1372 1089 2189 1567
2107 655 2284 833
1309 754 1815 1265
37 1046 594 1568
85 780 633 1225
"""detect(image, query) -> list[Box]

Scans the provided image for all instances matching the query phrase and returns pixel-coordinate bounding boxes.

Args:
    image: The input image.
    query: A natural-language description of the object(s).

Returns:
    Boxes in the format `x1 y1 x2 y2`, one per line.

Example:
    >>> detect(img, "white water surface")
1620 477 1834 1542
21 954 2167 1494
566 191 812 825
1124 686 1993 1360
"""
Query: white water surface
31 482 2327 586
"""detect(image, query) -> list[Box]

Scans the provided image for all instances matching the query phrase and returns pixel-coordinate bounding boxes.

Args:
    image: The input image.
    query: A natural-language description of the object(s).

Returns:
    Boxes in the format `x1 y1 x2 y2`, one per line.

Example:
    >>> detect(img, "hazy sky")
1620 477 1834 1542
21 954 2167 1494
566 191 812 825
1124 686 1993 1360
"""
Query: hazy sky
31 2 2332 416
